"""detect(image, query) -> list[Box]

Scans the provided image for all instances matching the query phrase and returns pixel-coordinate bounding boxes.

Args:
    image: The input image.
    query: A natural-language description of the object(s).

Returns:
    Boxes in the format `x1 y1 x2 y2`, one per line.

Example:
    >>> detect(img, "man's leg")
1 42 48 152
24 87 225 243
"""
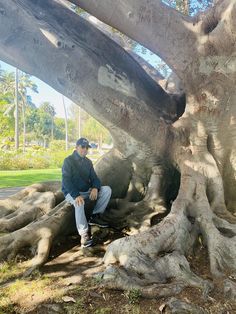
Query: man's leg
93 186 112 214
65 193 89 236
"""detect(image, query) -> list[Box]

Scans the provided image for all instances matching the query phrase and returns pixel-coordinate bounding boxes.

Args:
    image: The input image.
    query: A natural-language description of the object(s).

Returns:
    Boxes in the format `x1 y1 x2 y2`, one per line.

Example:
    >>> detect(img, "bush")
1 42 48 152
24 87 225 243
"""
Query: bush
50 140 67 151
49 151 69 168
0 146 103 170
0 151 50 170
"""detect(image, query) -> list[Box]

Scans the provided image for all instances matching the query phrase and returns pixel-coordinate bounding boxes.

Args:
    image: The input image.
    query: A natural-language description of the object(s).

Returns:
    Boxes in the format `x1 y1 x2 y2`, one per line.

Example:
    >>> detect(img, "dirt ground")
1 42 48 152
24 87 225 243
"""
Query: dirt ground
1 225 236 314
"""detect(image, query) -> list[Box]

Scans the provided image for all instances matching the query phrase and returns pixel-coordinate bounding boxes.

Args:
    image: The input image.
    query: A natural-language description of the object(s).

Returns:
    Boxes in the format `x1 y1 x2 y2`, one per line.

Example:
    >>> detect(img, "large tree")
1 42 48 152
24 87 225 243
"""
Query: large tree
0 0 236 307
0 69 38 148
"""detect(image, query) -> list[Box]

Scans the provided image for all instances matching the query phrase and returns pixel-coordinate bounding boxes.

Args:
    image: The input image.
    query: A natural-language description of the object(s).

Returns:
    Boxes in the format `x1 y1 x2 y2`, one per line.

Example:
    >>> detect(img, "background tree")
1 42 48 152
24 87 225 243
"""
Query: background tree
39 102 56 141
18 73 38 151
0 69 38 148
68 102 88 140
15 68 19 149
0 95 14 141
62 95 68 150
83 116 111 148
0 0 235 309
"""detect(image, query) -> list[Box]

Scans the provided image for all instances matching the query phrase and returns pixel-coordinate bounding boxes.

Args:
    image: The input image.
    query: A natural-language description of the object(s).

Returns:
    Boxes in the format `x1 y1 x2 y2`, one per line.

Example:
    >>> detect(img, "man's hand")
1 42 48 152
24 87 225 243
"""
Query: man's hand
75 195 85 206
90 188 98 201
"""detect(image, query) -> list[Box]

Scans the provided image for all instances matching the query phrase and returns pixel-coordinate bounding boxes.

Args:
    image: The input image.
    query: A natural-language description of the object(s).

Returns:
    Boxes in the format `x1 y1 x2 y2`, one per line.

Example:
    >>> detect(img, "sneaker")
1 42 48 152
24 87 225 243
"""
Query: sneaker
88 214 109 228
80 232 94 248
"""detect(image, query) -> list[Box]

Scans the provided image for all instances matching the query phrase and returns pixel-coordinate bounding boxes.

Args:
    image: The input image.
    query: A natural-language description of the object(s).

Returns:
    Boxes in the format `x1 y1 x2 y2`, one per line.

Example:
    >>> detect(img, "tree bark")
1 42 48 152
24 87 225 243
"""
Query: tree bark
0 0 235 305
71 0 197 75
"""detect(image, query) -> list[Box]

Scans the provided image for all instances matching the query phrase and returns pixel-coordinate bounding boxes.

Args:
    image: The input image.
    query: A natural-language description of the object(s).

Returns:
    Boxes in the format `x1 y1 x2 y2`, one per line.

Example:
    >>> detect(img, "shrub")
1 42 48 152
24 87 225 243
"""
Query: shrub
49 151 68 168
50 140 67 151
0 146 102 170
0 151 50 170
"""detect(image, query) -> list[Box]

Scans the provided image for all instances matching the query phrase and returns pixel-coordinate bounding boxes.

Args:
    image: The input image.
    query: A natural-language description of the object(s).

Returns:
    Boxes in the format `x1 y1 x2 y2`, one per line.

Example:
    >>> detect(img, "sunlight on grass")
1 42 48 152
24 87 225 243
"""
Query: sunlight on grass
0 152 102 188
0 168 61 188
0 261 24 283
0 275 64 312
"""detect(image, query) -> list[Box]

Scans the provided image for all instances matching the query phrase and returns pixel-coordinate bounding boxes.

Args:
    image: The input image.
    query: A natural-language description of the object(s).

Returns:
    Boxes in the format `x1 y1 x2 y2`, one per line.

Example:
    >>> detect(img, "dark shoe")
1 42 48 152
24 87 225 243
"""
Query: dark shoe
80 232 93 248
88 214 109 228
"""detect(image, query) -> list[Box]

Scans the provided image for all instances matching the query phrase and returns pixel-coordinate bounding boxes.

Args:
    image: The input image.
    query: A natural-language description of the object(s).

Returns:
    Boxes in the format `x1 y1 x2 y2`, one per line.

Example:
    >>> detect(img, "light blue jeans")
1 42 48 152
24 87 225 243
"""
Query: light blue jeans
65 186 112 236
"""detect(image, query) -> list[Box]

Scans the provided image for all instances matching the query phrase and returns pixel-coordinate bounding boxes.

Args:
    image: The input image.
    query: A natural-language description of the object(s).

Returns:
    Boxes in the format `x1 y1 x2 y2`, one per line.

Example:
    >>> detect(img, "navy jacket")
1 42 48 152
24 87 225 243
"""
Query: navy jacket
62 151 101 199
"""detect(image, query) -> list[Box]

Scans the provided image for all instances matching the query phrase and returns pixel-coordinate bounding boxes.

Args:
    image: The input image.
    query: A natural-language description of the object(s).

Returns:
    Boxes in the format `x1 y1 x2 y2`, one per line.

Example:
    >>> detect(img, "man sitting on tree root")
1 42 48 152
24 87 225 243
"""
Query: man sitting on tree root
62 138 112 248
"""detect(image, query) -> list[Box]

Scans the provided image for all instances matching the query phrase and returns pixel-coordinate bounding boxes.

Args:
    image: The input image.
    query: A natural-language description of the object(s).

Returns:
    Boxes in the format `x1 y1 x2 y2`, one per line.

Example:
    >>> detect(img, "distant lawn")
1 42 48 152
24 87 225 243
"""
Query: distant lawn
0 169 61 188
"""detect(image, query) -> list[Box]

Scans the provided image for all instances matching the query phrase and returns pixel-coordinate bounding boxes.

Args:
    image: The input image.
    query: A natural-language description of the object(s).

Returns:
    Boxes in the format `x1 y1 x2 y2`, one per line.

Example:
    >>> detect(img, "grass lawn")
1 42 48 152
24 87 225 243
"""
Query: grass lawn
0 169 61 188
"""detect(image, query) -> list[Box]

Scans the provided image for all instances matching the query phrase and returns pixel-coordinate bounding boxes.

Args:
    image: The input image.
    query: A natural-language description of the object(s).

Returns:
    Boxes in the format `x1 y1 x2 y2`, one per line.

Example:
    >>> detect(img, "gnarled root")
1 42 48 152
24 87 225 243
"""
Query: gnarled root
224 279 236 300
101 252 212 298
101 200 212 297
199 211 236 277
101 153 236 298
102 165 169 232
166 297 207 314
0 200 74 272
0 182 63 232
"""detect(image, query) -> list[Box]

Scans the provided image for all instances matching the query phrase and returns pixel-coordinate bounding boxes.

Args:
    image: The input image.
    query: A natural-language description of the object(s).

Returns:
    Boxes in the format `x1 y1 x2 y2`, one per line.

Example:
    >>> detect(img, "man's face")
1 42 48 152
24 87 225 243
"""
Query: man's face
76 145 89 157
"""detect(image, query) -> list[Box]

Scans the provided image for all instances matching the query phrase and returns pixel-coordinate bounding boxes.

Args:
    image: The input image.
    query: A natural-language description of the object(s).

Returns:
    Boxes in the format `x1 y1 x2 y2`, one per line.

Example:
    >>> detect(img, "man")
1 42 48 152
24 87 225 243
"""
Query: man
62 138 112 248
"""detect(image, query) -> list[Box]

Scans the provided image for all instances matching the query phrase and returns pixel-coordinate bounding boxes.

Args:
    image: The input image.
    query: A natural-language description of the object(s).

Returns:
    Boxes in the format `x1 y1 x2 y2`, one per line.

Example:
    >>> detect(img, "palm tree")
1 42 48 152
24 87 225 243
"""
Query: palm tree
15 68 19 149
18 73 38 151
40 102 56 142
0 71 15 94
0 69 38 150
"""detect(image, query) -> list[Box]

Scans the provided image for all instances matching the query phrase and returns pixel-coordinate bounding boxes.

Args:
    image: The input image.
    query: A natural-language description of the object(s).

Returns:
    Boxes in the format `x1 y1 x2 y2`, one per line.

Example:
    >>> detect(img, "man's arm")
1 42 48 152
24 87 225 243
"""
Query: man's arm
62 158 79 199
89 162 101 190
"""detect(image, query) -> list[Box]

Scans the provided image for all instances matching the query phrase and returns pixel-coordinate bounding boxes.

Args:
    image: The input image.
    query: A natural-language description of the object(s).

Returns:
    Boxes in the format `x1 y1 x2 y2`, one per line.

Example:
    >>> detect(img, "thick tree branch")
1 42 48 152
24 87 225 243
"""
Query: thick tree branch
82 12 165 86
71 0 198 75
196 0 236 56
0 0 178 148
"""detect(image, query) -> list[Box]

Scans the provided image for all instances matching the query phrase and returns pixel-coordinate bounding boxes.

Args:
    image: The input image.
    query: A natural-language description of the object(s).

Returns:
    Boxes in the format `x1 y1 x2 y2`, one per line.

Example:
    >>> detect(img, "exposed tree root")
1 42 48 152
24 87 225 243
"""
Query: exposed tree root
0 192 56 232
101 201 213 297
166 297 207 314
100 148 236 298
224 279 236 300
102 165 169 233
0 182 64 232
0 200 74 274
101 252 212 298
187 175 236 277
101 265 188 298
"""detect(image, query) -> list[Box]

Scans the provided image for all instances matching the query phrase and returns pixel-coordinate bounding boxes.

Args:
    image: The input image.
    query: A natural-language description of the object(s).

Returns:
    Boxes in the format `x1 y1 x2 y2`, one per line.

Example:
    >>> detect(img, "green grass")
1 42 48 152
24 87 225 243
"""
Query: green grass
0 168 61 188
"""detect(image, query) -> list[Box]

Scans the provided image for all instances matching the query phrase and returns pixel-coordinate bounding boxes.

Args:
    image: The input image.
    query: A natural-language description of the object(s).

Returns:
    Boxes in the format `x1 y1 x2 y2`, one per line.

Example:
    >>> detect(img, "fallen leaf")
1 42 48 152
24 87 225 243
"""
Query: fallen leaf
62 296 76 303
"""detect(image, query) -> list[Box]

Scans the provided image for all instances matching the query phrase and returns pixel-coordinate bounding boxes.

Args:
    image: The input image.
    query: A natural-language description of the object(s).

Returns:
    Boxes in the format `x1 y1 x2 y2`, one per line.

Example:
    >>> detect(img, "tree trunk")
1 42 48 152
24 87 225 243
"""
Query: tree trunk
51 117 54 141
0 0 236 305
22 94 26 153
14 68 19 150
78 106 81 138
62 95 68 151
98 133 102 150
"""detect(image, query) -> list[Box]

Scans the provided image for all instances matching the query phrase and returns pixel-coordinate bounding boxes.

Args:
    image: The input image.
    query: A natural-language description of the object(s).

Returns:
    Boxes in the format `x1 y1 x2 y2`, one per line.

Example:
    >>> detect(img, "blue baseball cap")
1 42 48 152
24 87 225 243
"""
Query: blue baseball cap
76 138 91 148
